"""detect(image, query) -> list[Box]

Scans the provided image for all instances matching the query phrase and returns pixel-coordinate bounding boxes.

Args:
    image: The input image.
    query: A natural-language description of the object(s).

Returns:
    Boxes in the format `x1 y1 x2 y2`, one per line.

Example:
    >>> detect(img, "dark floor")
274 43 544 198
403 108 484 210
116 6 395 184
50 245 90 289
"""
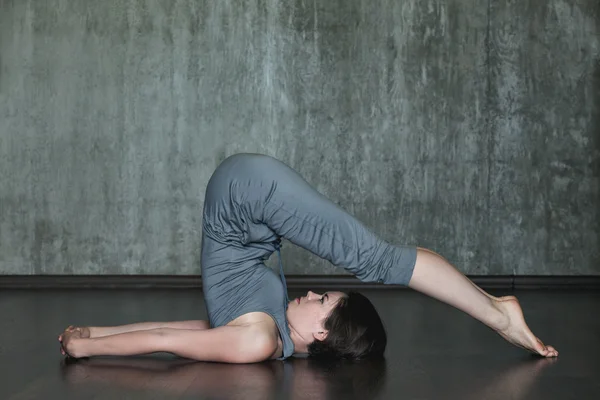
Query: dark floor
0 288 599 399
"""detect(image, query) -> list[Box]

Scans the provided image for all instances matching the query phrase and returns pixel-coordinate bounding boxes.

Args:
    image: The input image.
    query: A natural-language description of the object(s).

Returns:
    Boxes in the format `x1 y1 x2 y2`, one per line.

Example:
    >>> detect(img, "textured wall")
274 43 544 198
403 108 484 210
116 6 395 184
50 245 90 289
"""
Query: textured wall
0 0 598 276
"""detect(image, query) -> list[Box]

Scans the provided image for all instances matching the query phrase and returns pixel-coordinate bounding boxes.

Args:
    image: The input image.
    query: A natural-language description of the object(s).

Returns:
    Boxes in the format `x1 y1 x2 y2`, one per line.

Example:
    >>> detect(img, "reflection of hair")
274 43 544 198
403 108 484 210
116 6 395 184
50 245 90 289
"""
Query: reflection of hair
300 356 388 398
307 291 387 360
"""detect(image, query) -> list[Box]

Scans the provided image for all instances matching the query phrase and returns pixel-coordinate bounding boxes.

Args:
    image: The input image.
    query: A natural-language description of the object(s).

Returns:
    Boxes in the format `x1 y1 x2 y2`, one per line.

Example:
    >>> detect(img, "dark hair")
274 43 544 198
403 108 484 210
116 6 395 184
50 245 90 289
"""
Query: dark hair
307 291 387 360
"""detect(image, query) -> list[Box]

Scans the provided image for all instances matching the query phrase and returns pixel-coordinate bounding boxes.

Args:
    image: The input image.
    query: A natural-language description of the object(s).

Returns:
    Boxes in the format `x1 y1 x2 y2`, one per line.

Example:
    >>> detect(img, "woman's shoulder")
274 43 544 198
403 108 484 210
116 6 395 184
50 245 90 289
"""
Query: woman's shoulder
228 312 283 359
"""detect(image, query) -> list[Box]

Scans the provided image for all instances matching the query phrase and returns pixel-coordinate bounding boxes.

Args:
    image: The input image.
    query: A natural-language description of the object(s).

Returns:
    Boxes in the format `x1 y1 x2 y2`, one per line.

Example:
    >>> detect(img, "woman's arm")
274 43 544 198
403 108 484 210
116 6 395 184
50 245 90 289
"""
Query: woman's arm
67 325 278 363
88 320 210 338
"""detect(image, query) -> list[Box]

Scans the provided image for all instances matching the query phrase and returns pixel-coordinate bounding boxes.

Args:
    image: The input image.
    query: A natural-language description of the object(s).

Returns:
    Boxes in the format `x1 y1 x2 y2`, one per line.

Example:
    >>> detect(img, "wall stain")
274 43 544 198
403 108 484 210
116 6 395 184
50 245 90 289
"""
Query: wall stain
592 56 600 273
32 220 53 274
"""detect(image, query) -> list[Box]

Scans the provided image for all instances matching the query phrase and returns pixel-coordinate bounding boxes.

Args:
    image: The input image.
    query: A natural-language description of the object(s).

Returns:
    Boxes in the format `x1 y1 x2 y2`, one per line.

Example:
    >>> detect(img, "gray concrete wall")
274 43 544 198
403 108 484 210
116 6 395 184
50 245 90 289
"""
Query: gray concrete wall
1 0 598 276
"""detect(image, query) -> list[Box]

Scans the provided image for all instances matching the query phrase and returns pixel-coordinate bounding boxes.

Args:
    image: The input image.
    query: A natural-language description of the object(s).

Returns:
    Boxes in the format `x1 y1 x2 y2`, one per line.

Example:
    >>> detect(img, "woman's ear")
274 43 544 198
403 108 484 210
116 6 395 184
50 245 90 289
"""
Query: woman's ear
312 330 328 342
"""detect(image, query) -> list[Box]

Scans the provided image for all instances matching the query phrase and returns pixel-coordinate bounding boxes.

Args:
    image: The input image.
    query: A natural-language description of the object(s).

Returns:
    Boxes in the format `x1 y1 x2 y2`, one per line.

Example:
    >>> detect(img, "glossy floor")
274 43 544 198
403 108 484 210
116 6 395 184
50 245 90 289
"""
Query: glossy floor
1 289 598 399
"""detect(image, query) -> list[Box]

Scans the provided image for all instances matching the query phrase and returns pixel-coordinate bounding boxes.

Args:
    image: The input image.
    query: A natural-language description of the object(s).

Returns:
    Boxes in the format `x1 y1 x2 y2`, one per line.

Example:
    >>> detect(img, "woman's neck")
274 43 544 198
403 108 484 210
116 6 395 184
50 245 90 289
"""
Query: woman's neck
288 323 309 354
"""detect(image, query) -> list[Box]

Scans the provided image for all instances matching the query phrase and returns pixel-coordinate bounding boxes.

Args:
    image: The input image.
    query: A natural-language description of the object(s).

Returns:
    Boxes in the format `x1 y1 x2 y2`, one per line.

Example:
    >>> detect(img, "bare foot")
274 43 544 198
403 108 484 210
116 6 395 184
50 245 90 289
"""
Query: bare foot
492 296 558 357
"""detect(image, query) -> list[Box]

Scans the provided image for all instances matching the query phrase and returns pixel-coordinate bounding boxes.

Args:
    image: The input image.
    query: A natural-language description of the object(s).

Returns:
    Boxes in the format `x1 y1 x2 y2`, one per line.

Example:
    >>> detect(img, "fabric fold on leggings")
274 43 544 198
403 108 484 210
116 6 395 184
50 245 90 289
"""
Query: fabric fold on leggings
201 153 417 360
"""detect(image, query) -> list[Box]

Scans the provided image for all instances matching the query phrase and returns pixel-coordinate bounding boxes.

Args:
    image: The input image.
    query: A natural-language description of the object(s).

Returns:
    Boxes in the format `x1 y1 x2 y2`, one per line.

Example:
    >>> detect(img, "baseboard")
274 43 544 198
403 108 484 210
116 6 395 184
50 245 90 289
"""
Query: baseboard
0 275 599 290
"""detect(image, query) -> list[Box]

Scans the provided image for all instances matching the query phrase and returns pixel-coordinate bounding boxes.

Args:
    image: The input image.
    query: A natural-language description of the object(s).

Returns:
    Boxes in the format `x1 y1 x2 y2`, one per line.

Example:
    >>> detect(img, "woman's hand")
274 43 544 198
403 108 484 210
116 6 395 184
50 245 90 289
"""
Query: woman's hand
58 326 87 358
59 325 91 339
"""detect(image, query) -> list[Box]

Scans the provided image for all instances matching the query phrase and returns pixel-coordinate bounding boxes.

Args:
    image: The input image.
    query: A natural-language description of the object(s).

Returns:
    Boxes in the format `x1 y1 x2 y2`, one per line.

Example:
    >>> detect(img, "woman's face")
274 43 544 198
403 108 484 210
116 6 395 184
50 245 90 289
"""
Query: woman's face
287 290 346 343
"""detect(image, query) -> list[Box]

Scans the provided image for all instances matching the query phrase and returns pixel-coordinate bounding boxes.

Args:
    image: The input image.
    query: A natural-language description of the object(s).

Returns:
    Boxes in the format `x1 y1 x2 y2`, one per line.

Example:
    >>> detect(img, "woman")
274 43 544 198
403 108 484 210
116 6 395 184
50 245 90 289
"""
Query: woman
59 154 558 362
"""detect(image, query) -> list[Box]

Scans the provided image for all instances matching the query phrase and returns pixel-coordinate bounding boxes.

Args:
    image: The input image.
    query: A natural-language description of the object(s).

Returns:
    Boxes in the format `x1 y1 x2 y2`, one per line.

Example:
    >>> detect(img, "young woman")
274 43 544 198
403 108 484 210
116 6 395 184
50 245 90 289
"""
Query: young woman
59 153 558 362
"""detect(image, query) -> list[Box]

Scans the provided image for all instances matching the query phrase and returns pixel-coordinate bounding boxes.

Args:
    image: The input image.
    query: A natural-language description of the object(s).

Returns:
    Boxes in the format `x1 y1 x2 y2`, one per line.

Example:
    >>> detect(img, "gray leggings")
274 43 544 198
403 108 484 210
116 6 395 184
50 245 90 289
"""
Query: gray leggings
201 153 417 287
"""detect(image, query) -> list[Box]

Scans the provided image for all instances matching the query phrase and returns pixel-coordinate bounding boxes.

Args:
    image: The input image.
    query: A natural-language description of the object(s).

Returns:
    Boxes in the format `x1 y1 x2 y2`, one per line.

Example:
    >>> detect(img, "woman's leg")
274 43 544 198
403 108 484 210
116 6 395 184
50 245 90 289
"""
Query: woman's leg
256 156 557 357
409 247 558 357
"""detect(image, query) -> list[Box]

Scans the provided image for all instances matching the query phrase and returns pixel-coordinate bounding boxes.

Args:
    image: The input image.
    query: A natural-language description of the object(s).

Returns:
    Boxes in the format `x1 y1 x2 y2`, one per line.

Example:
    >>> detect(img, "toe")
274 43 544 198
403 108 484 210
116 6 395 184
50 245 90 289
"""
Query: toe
545 345 558 357
545 348 558 357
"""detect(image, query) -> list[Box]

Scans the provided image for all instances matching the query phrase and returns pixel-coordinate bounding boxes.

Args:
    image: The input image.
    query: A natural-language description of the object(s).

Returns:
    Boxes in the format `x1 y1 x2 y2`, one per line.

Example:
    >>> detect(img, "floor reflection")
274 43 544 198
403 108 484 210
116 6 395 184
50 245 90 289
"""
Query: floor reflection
60 354 557 399
60 355 387 399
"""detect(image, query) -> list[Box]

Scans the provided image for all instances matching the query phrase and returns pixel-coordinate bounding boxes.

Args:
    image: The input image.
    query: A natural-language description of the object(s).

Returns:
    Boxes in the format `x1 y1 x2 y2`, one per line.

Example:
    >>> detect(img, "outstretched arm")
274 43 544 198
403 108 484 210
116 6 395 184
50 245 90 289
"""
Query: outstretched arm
59 321 210 342
88 320 210 338
62 325 278 364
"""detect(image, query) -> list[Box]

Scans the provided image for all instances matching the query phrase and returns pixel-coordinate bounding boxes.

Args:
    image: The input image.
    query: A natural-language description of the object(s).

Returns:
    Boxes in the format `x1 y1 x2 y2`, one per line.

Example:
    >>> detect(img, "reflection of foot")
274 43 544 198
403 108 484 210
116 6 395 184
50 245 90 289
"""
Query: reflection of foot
468 354 558 400
493 296 559 357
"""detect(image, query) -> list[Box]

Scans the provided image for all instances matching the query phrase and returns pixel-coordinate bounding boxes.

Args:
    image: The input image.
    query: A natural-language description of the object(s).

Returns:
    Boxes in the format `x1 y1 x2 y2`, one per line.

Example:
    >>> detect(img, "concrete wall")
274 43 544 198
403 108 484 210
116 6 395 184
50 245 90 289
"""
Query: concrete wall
1 0 598 276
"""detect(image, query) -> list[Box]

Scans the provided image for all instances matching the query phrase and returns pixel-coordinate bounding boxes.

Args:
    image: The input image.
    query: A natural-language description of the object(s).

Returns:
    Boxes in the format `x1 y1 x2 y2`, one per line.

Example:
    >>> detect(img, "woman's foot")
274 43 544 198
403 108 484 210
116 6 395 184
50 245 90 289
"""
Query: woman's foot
492 296 558 357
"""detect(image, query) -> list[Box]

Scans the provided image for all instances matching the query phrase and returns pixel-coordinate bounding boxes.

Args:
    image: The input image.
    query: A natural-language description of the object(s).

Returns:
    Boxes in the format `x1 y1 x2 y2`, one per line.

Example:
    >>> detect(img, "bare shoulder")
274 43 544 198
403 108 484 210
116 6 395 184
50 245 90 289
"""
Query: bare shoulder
228 312 283 360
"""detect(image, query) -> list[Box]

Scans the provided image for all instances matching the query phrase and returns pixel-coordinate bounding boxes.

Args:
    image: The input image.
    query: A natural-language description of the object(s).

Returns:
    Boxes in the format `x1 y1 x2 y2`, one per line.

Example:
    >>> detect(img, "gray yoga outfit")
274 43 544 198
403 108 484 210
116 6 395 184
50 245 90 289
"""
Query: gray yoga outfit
201 153 417 359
